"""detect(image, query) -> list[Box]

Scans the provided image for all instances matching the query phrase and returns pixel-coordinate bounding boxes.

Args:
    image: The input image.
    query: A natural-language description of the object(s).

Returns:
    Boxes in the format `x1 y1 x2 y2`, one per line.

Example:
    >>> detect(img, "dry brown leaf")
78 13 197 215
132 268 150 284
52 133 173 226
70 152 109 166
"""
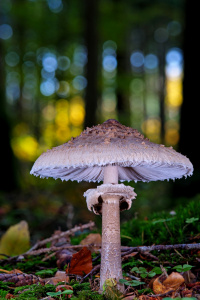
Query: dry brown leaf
163 272 185 289
67 247 92 276
5 293 15 299
153 272 184 295
44 271 69 285
80 233 102 252
123 293 136 300
122 252 138 260
153 277 168 295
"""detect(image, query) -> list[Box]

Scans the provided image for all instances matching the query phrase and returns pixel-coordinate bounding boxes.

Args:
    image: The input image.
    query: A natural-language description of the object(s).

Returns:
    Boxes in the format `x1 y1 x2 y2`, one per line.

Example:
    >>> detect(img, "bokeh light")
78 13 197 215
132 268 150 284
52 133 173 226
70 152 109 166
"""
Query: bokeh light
165 120 180 146
0 24 13 40
130 51 144 68
47 0 63 13
5 52 20 67
56 81 70 97
72 75 87 91
144 54 158 72
58 56 70 71
165 48 183 79
11 122 39 161
42 103 56 121
103 55 117 72
166 78 183 107
40 79 58 96
154 27 168 43
141 118 161 142
69 96 85 126
73 46 88 67
42 53 58 72
167 21 182 36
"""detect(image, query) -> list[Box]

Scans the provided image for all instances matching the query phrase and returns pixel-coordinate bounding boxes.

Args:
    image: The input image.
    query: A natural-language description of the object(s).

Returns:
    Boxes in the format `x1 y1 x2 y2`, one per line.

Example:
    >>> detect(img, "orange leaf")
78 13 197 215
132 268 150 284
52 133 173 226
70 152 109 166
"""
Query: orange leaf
163 272 185 290
67 247 92 276
153 272 184 295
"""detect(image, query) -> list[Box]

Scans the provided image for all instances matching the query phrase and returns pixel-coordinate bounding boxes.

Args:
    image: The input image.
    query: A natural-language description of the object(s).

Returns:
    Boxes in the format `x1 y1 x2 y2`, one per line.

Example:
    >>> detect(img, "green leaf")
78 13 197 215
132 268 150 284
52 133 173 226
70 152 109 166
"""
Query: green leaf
140 273 148 278
182 264 193 272
47 291 62 296
173 264 193 273
138 267 147 273
62 290 73 294
151 267 162 274
129 280 145 287
119 279 145 287
185 217 199 224
173 265 183 272
148 271 156 277
47 290 73 296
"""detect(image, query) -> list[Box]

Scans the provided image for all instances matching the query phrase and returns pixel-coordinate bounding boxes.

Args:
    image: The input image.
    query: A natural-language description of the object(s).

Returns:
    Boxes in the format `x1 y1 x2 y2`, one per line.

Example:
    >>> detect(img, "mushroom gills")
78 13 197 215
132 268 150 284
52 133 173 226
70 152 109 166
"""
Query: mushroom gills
35 164 190 182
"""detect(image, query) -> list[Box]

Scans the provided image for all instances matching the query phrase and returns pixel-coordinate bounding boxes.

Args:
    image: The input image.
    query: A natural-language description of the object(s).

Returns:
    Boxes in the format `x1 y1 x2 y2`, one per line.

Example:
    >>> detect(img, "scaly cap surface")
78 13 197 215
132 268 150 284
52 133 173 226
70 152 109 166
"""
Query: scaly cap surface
30 119 193 182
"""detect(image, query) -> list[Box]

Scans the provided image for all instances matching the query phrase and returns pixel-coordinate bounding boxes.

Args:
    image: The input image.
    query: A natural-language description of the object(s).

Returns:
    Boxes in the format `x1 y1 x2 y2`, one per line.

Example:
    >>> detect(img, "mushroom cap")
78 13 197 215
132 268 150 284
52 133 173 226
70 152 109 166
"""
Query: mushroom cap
30 119 193 182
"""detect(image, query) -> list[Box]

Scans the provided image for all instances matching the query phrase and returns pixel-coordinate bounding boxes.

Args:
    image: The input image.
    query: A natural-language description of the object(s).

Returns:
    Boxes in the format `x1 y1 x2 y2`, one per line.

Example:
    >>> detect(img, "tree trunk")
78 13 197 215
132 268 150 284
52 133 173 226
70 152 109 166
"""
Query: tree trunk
175 0 198 197
84 0 99 128
0 40 18 192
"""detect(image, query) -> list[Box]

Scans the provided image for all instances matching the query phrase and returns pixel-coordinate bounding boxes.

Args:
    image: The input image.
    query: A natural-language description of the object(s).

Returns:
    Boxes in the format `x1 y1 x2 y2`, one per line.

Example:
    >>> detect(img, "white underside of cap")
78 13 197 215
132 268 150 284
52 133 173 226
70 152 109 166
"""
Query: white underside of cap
30 161 192 183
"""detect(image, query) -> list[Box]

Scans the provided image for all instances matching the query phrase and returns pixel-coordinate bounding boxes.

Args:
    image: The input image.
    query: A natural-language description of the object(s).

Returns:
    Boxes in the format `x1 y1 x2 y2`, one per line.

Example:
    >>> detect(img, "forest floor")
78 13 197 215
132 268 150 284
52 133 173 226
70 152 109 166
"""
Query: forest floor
0 198 200 300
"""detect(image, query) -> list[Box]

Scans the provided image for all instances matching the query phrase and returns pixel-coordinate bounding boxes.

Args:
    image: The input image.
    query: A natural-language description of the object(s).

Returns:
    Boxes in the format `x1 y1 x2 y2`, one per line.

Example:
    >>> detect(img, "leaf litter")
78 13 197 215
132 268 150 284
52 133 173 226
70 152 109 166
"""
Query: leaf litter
0 202 200 299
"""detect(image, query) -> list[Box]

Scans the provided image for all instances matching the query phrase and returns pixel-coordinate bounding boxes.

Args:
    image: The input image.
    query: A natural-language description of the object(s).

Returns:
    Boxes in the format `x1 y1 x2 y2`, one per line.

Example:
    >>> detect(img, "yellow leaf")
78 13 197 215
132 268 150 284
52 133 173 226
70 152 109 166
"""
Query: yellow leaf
0 221 30 258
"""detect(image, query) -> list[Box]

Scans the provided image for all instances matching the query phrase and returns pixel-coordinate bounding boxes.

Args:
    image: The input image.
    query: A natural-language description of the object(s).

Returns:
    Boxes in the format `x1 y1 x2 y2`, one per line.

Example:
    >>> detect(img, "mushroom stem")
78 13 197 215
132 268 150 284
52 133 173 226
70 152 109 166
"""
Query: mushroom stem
100 165 124 291
103 165 118 184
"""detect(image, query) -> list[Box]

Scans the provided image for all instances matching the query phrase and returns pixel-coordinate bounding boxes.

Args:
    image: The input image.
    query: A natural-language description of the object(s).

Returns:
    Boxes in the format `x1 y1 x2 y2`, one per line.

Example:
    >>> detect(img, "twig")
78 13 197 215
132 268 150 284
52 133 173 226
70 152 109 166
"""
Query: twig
150 289 175 297
79 264 100 283
121 243 200 253
27 221 95 252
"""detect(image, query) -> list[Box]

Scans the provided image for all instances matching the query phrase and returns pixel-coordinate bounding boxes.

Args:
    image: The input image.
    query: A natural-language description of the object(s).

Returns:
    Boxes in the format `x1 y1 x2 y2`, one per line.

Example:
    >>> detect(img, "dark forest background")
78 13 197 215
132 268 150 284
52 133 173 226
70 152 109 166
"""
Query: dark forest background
0 0 199 242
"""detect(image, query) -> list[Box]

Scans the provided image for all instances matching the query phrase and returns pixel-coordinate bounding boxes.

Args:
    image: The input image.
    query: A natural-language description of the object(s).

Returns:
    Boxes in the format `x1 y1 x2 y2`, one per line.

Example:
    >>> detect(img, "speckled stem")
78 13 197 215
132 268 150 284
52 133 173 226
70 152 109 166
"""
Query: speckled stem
100 166 124 291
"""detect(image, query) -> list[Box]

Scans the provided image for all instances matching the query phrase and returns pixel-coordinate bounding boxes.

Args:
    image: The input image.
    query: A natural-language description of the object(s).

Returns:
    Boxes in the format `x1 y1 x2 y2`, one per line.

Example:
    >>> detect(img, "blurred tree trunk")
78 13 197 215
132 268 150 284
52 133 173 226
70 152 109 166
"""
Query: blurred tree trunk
0 41 18 192
174 0 198 197
84 0 99 128
117 50 131 126
158 43 166 144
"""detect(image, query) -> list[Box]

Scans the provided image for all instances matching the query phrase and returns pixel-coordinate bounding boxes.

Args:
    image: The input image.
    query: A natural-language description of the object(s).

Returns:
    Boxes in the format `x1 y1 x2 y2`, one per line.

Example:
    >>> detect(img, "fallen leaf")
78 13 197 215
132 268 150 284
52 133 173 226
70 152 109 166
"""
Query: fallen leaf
123 293 137 300
153 272 184 295
5 293 15 299
183 270 196 284
67 247 92 276
80 233 102 252
56 284 73 298
56 249 74 269
163 272 185 289
0 221 30 258
44 271 70 285
122 252 138 260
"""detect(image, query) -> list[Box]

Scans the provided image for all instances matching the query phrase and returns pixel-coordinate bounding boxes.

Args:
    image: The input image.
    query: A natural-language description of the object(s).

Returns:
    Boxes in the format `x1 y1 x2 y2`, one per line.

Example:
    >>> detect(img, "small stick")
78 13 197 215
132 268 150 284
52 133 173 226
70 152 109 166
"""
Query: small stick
79 264 100 283
27 221 95 252
150 289 175 297
121 243 200 253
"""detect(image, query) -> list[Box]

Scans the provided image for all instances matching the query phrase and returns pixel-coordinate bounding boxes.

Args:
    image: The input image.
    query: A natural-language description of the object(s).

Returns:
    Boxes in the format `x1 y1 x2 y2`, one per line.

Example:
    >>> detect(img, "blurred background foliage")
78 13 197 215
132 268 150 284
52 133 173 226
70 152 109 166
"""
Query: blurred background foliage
0 0 198 242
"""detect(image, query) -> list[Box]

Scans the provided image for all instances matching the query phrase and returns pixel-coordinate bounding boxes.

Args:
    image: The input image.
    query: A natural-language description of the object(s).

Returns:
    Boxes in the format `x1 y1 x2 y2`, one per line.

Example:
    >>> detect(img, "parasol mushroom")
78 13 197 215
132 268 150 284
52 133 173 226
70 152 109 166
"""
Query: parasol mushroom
30 119 193 291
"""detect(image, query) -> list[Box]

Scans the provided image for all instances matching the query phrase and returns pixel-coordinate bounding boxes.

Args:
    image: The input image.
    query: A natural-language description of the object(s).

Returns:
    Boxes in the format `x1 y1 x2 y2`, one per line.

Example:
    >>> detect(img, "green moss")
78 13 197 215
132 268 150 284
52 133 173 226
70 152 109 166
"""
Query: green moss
13 283 56 299
121 197 200 246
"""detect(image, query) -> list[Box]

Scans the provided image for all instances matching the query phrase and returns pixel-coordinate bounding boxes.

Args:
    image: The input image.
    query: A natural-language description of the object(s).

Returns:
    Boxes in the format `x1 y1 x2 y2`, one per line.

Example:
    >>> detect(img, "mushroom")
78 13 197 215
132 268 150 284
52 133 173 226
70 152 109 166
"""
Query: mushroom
30 119 193 291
